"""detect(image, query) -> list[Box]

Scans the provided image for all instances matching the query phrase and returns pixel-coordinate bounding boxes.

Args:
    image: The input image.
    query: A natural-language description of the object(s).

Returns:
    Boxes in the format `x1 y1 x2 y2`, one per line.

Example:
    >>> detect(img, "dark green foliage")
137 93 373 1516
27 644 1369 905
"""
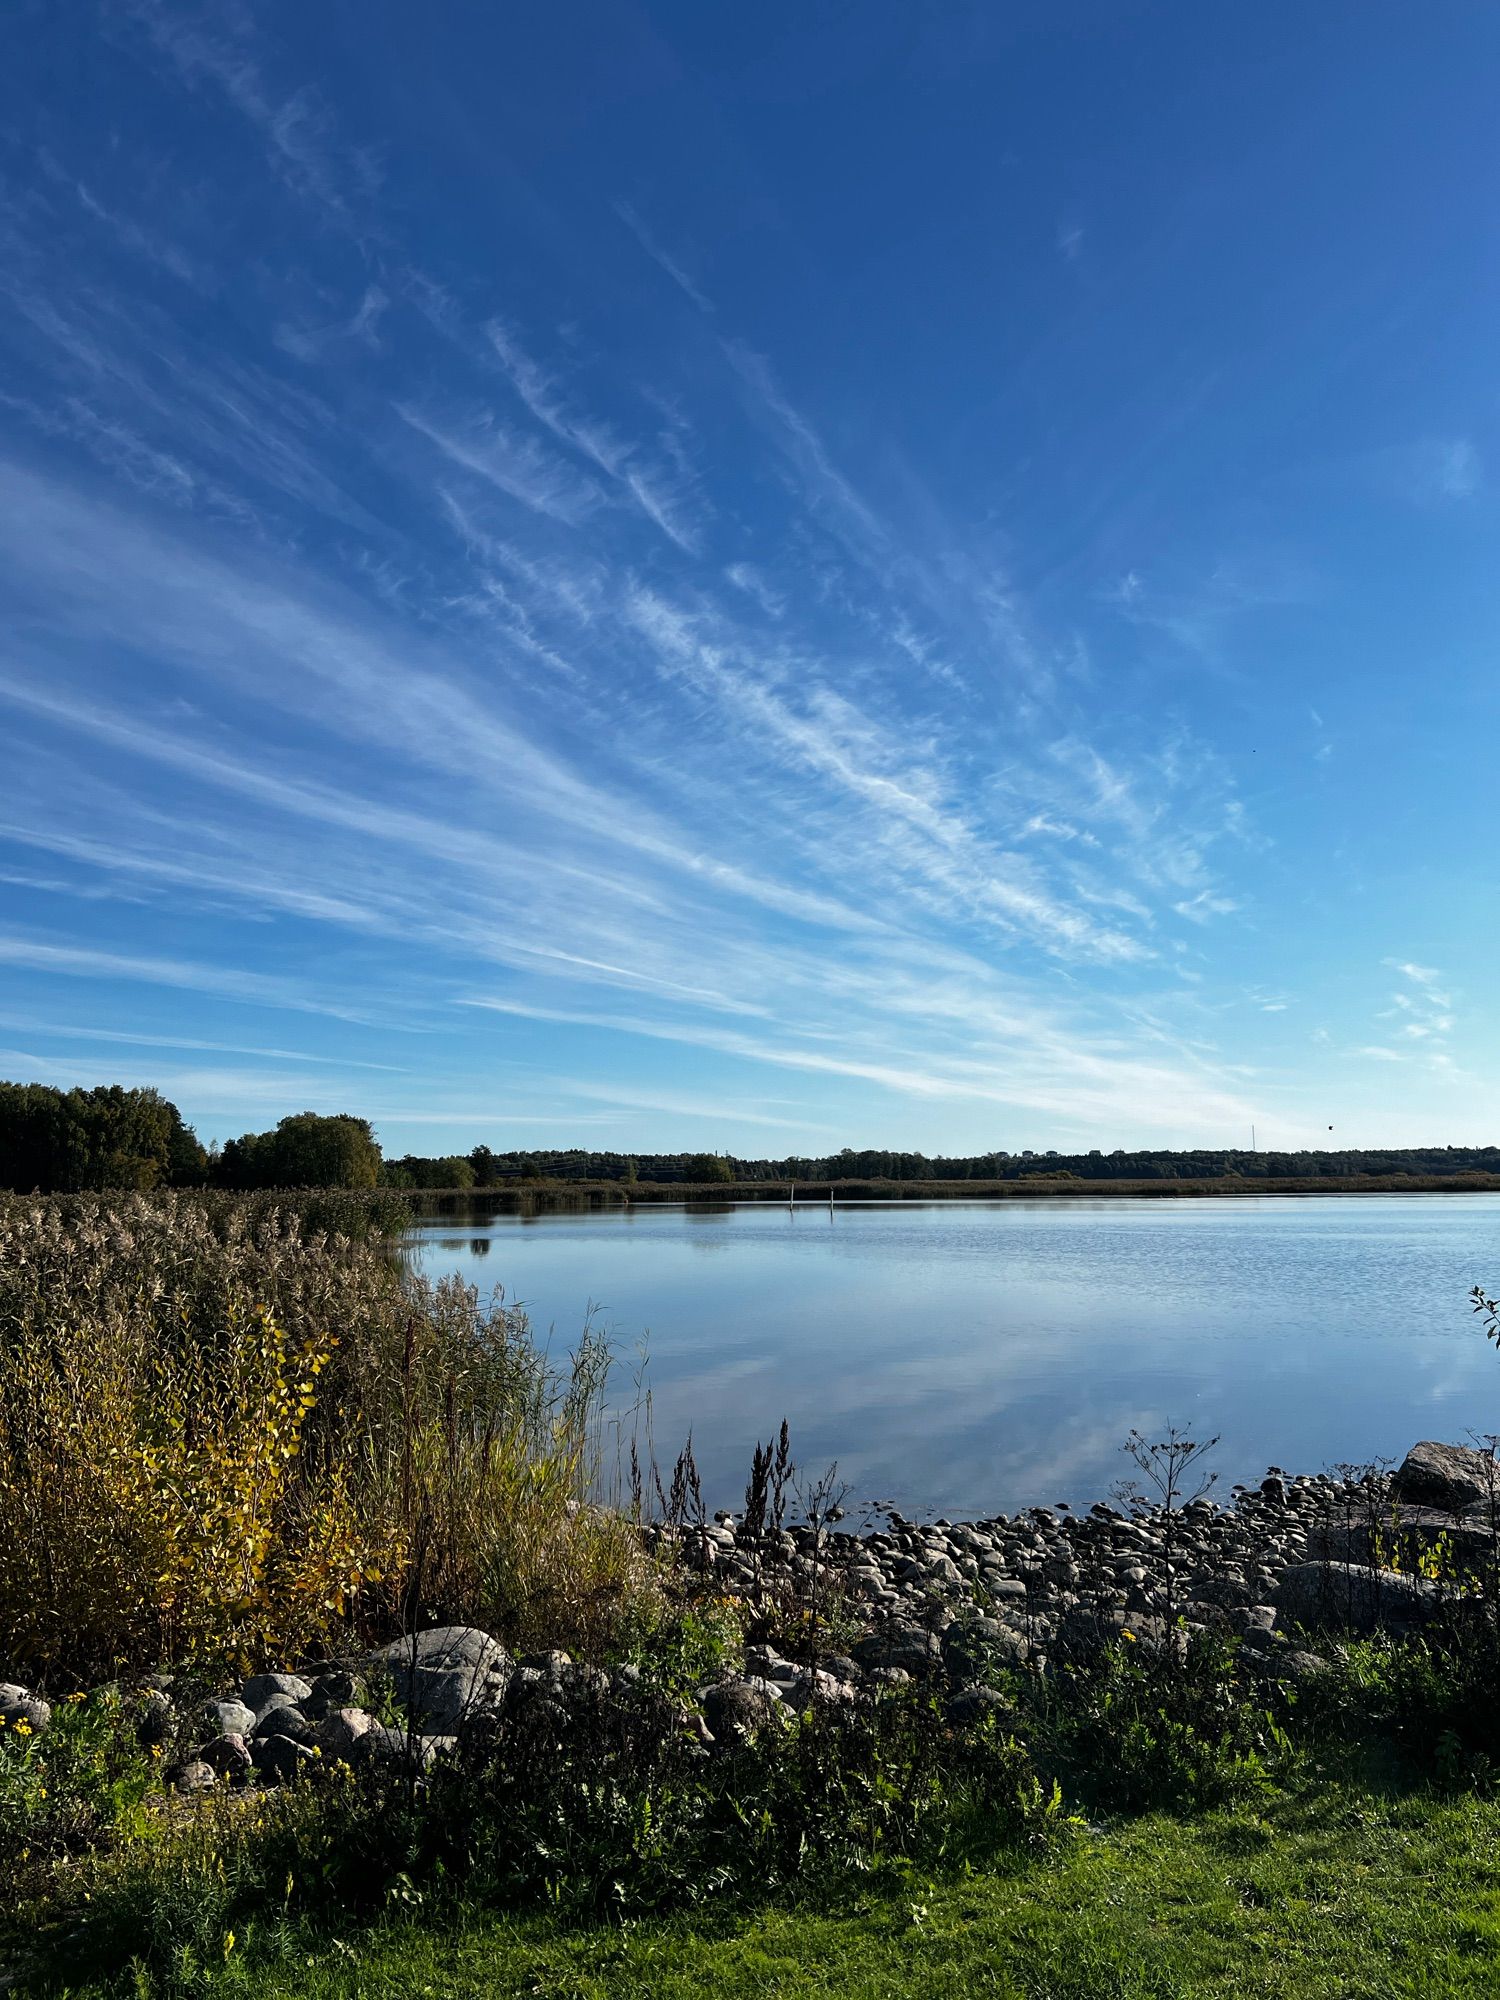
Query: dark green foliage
1305 1614 1500 1781
0 1686 158 1896
8 1074 1500 1195
0 1081 206 1192
446 1681 1065 1916
218 1112 382 1190
382 1152 475 1190
39 1683 1071 1995
1034 1632 1287 1813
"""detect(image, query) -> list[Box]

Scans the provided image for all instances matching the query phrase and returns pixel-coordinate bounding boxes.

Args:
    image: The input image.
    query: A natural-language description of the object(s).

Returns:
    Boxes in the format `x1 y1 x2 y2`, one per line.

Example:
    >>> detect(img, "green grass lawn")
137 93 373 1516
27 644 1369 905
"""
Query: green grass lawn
63 1774 1500 2000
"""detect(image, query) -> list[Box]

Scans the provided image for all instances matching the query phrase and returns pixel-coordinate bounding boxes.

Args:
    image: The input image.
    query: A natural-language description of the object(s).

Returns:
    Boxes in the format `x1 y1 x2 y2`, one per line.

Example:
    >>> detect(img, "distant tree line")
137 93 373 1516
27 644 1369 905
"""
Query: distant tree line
3 1078 1498 1194
393 1141 1500 1186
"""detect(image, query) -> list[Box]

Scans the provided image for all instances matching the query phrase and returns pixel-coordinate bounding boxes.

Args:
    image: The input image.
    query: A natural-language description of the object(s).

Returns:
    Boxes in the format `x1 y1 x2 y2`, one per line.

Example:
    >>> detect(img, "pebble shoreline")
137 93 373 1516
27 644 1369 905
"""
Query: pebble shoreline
3 1438 1492 1793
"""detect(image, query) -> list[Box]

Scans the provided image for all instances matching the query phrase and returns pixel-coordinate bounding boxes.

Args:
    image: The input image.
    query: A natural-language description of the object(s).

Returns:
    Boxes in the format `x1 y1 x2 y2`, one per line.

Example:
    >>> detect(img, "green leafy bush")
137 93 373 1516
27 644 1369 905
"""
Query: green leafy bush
1035 1633 1287 1813
0 1687 157 1894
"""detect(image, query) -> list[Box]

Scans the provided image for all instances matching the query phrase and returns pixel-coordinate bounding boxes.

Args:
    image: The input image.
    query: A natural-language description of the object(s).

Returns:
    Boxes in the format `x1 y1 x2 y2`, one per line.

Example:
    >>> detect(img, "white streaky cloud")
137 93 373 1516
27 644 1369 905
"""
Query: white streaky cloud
0 140 1298 1159
485 320 701 551
621 585 1151 962
275 285 389 363
1389 960 1446 992
724 563 784 616
555 1080 835 1131
724 341 889 558
67 176 204 287
465 997 1261 1142
0 656 883 947
127 2 374 221
0 237 381 534
368 1111 623 1128
397 403 605 523
0 934 379 1023
1020 813 1098 847
1429 437 1481 501
0 1052 436 1116
1174 891 1239 923
0 1017 406 1069
614 201 715 313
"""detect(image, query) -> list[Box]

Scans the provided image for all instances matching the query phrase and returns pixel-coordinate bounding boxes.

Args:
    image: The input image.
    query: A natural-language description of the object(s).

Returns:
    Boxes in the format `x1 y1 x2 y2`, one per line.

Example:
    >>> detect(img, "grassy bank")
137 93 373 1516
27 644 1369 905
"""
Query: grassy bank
31 1765 1500 1998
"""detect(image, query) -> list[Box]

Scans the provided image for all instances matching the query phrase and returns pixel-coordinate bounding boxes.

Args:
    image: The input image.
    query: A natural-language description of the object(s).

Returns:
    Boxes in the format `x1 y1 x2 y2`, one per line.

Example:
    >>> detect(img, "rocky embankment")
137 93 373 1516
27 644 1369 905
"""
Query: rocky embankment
4 1439 1492 1793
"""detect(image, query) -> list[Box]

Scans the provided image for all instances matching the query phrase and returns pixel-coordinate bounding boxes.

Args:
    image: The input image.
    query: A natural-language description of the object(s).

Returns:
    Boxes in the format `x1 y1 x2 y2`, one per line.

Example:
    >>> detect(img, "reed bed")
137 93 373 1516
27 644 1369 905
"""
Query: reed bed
0 1192 654 1684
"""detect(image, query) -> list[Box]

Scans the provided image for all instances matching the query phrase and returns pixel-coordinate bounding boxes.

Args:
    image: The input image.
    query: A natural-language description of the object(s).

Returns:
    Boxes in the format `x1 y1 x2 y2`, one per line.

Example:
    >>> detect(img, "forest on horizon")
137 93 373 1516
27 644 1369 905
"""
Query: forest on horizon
2 1078 1497 1194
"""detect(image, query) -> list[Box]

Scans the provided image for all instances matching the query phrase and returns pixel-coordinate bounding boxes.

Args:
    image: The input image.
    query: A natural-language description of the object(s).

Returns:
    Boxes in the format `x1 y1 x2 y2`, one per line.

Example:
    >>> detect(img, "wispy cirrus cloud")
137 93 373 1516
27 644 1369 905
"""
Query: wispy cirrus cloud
0 934 378 1024
124 0 379 223
397 403 605 524
614 200 715 314
485 320 702 551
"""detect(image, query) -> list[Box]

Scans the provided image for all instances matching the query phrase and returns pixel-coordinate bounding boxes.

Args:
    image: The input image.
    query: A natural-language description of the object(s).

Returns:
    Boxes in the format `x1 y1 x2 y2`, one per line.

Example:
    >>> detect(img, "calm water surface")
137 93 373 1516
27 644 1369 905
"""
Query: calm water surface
404 1196 1500 1519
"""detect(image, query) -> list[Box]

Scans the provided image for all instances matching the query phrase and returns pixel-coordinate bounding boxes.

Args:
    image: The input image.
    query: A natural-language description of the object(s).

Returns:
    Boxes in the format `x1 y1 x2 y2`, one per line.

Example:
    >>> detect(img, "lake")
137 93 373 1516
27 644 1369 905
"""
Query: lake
403 1194 1500 1520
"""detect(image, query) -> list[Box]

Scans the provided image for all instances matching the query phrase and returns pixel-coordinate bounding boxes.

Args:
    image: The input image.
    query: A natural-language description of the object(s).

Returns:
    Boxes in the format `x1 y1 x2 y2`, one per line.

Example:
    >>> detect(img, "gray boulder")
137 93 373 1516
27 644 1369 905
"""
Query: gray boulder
203 1698 256 1739
517 1648 573 1677
1279 1650 1332 1684
1272 1561 1442 1637
349 1723 451 1773
315 1707 374 1759
252 1702 315 1744
368 1626 513 1734
780 1668 856 1712
703 1678 781 1744
164 1757 217 1794
0 1684 50 1733
944 1686 1013 1728
243 1672 313 1712
308 1670 357 1715
252 1733 319 1783
1057 1605 1167 1656
1186 1574 1251 1610
1391 1441 1495 1513
942 1617 1026 1684
198 1733 253 1783
1312 1506 1493 1575
349 1722 412 1767
136 1689 174 1746
851 1624 942 1676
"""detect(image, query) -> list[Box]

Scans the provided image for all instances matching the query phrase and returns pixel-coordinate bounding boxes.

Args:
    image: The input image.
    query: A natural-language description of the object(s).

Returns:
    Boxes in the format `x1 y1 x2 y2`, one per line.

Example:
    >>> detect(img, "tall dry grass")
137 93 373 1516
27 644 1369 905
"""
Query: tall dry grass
0 1193 655 1684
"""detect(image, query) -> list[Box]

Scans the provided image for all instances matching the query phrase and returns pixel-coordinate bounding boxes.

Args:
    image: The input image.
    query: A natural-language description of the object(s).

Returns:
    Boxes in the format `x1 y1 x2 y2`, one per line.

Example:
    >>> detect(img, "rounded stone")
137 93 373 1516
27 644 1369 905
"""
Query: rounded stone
252 1733 320 1783
242 1672 313 1712
0 1684 51 1733
198 1733 253 1783
165 1757 217 1793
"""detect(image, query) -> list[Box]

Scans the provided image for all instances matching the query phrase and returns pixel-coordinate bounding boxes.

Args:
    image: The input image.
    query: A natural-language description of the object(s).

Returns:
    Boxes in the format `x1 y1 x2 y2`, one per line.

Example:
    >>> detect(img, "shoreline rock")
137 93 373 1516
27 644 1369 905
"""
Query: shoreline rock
6 1441 1495 1787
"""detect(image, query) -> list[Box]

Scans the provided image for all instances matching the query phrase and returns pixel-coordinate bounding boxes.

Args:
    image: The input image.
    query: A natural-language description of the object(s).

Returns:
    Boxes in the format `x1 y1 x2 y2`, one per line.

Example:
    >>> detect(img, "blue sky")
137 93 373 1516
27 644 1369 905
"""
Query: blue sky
1 1 1497 1156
